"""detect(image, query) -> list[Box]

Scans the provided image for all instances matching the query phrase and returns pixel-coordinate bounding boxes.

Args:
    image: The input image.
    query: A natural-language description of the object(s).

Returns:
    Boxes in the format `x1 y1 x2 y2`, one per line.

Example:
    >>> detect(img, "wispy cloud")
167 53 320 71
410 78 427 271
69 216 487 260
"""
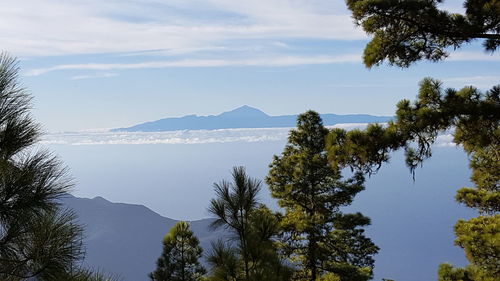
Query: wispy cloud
26 55 361 76
2 0 365 57
71 72 119 80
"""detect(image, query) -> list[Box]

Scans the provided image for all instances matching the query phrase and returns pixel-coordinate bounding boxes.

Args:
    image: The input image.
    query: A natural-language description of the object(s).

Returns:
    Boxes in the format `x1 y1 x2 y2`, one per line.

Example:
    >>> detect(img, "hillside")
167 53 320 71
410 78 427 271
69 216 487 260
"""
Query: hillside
61 195 225 281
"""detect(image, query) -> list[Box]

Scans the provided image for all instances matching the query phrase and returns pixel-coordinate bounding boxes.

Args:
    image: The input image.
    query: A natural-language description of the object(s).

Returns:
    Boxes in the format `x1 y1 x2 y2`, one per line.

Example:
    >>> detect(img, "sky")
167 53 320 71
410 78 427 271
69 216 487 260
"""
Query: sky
2 0 499 132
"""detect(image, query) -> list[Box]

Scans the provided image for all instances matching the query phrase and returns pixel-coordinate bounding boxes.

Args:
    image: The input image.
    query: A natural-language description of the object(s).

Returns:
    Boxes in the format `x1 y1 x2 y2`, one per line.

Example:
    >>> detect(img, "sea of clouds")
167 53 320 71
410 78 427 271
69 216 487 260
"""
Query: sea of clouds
40 124 456 147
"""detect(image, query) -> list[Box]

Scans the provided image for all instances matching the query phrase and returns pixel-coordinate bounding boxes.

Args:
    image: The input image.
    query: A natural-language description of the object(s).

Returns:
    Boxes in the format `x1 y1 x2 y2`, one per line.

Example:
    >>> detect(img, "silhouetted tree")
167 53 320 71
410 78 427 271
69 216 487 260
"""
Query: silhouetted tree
267 111 378 281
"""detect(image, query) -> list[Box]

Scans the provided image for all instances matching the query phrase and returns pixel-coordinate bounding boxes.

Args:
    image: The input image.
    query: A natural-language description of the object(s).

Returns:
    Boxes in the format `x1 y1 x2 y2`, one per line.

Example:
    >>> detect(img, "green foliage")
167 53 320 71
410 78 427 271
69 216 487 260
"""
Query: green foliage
0 52 116 281
207 167 291 281
150 221 206 281
267 111 378 281
327 78 499 179
206 240 240 281
454 216 499 277
0 52 80 280
0 54 39 160
325 79 499 279
346 0 500 67
438 263 497 281
318 273 341 281
343 1 500 278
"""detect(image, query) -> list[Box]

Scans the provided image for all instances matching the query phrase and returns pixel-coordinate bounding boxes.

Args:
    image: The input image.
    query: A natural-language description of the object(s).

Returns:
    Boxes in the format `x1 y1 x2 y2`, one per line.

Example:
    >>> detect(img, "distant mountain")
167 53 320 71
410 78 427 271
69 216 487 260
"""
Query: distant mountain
61 195 225 281
112 105 392 132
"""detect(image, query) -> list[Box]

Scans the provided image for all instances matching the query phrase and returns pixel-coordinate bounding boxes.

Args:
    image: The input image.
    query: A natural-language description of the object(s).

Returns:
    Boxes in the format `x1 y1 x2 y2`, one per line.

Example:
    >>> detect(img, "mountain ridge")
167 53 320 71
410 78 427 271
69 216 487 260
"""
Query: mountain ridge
61 194 224 281
112 106 392 132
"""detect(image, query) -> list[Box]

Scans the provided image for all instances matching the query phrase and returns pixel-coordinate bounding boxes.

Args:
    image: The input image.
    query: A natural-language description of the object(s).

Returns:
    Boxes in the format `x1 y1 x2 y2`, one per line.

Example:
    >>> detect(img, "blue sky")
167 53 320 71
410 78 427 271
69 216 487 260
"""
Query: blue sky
3 0 499 131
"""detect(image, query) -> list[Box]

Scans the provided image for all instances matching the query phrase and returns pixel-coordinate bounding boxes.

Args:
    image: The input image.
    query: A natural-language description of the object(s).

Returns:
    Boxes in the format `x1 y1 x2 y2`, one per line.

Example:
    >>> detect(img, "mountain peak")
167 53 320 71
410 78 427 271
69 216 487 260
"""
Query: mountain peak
92 196 110 203
112 106 392 132
218 105 268 118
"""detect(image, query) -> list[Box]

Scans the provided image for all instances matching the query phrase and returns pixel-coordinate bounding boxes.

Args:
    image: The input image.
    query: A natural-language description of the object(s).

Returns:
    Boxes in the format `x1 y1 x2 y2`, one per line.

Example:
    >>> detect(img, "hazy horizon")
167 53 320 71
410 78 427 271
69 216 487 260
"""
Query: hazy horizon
46 137 468 220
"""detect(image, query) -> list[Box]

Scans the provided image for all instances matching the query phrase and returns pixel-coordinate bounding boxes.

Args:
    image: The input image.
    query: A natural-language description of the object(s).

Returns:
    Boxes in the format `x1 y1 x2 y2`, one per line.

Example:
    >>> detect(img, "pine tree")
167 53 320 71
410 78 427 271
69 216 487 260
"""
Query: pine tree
0 52 117 281
0 52 79 280
346 0 500 67
267 111 378 281
326 79 499 280
150 221 206 281
339 3 500 277
207 166 291 281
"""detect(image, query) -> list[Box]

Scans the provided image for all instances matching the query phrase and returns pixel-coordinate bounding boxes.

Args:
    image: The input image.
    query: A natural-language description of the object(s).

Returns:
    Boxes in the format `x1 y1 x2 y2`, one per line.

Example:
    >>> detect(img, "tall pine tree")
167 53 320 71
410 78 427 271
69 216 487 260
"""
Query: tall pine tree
267 111 378 281
0 52 117 281
150 221 206 281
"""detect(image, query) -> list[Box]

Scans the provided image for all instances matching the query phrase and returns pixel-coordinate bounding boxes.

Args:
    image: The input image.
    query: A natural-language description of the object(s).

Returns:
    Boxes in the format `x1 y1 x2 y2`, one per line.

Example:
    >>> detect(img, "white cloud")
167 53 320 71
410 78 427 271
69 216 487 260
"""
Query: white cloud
40 125 459 147
71 72 118 80
26 54 361 76
435 134 456 147
1 0 365 57
41 123 371 145
41 128 289 145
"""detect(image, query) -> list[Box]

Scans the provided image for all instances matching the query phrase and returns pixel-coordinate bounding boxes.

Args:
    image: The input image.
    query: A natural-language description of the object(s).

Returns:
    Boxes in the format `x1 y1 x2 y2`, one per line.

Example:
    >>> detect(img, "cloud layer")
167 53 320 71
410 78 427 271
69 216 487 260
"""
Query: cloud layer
41 124 456 147
41 124 367 145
